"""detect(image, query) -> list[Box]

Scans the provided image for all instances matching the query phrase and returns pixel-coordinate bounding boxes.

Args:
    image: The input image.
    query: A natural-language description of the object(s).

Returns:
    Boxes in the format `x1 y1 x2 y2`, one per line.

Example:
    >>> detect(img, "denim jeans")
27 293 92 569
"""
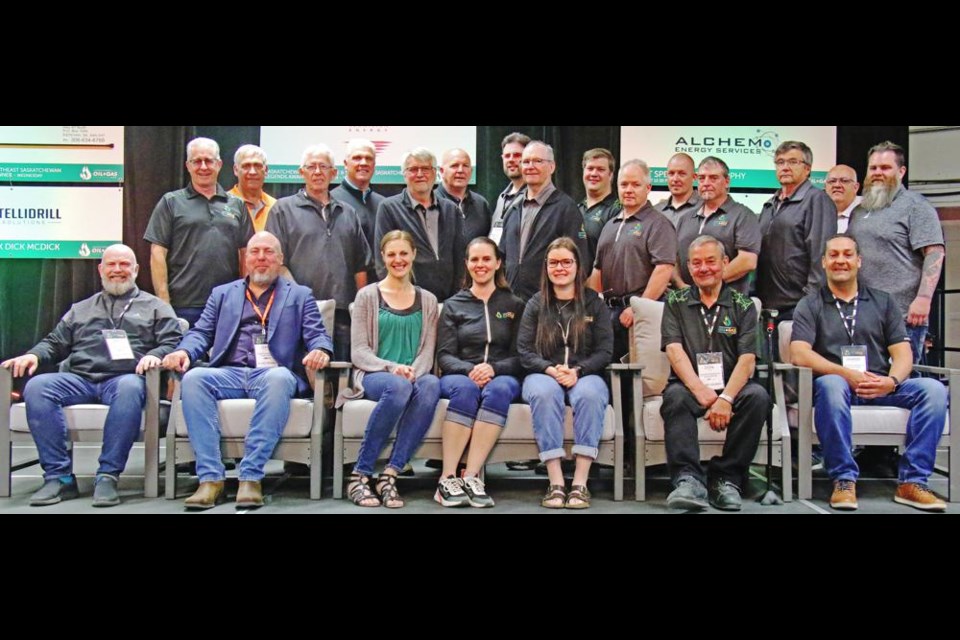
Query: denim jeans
522 373 608 461
813 374 946 484
180 366 298 482
440 374 521 428
660 380 767 486
354 372 441 475
23 372 146 479
906 324 927 366
173 307 204 329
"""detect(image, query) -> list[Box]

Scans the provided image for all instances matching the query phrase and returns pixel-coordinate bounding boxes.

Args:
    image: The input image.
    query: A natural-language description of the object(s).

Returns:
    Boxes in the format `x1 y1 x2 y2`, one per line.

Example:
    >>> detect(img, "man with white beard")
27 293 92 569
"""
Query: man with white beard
1 244 182 507
848 141 945 364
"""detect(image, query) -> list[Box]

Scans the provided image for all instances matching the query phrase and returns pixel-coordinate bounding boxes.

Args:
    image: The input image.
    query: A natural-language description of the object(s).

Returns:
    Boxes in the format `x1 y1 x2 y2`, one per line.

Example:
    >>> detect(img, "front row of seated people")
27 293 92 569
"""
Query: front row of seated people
1 233 948 511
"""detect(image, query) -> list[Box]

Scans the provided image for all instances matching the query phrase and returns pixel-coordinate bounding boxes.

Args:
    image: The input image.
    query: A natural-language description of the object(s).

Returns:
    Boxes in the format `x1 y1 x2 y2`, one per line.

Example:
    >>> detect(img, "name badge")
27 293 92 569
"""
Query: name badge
102 329 135 360
697 352 725 390
254 335 277 368
489 226 504 246
841 345 867 372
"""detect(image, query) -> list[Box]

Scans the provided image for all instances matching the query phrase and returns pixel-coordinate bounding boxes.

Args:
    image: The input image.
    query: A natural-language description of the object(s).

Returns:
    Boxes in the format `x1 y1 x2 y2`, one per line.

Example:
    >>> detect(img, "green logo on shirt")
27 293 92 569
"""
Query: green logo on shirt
630 223 644 237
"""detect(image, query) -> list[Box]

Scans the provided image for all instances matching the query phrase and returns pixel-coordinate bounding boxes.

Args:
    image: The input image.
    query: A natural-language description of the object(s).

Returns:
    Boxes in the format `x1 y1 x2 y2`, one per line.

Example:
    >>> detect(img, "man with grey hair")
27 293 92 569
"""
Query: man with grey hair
332 139 385 282
145 137 254 327
265 144 371 359
590 159 676 362
825 164 861 233
229 144 276 232
673 156 760 295
579 148 622 270
660 235 767 511
500 140 588 301
1 244 182 507
757 140 837 318
848 141 945 364
489 132 532 244
436 147 492 243
374 147 465 301
656 153 701 229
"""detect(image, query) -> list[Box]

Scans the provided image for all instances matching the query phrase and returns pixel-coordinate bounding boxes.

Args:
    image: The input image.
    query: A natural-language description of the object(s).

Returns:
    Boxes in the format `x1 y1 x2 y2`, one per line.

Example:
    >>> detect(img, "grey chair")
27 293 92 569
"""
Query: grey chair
164 299 336 500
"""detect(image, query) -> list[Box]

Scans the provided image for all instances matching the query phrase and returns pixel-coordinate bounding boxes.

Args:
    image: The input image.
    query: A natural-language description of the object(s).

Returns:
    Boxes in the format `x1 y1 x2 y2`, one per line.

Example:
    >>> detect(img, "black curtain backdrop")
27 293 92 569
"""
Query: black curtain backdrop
0 125 910 382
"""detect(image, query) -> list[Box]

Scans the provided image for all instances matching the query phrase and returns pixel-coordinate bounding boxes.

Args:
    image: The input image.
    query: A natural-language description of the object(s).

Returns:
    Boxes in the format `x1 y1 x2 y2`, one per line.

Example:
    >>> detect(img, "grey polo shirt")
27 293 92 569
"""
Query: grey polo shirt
435 183 492 244
848 186 944 319
144 184 254 309
675 196 760 295
579 191 621 271
792 285 908 377
490 182 526 235
594 201 677 298
265 190 372 310
656 192 702 229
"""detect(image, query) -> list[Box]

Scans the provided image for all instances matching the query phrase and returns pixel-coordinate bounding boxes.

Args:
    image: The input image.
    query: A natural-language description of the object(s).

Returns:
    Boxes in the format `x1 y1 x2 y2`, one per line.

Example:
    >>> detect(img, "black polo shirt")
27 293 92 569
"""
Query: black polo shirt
791 284 908 377
144 184 254 308
675 196 760 295
435 183 492 244
265 190 371 310
655 192 702 229
661 284 758 379
594 202 676 298
331 180 385 260
578 191 621 270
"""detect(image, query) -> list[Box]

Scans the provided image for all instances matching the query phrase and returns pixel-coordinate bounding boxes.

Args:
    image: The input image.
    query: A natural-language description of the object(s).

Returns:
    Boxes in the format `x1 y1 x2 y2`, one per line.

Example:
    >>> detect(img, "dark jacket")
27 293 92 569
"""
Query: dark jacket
437 288 526 377
517 289 613 377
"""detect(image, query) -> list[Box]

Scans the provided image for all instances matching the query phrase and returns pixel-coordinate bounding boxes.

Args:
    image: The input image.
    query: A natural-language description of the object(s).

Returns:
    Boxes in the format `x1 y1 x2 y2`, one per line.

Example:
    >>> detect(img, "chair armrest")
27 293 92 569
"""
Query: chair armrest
607 363 645 371
914 364 960 377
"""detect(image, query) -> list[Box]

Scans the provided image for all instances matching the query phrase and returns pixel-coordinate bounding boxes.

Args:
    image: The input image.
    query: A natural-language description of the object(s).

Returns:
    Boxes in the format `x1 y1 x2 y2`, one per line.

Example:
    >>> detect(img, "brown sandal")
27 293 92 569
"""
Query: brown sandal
376 474 405 509
541 484 566 509
347 473 380 507
566 484 592 509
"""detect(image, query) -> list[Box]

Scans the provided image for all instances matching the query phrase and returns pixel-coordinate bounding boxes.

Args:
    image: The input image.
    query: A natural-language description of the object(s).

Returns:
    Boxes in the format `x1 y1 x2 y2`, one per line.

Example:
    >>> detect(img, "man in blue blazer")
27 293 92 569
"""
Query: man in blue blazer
163 231 333 509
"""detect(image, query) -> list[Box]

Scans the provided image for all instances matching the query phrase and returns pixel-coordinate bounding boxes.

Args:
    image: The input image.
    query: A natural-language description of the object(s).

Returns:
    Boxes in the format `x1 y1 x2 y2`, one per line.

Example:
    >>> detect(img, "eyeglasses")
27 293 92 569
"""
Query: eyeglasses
188 158 219 168
404 166 435 175
303 163 333 173
521 158 551 167
774 158 808 168
547 259 576 269
825 178 856 185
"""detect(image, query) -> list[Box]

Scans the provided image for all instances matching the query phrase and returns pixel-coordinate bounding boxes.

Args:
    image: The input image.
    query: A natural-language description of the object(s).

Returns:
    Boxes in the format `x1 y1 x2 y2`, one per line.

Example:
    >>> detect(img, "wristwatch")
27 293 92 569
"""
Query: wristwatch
718 393 735 405
889 375 901 391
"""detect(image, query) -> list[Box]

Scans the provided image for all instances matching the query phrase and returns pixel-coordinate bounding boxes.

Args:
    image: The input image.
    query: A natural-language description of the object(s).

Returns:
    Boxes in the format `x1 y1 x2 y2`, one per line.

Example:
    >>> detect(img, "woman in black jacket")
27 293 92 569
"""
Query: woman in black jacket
435 237 525 508
518 237 613 509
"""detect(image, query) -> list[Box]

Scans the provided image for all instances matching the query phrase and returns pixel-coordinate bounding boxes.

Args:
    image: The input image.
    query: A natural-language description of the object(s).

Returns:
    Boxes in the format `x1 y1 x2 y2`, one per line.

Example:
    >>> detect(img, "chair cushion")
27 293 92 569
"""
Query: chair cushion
10 402 145 432
173 399 315 438
787 404 951 436
641 395 782 443
630 298 670 397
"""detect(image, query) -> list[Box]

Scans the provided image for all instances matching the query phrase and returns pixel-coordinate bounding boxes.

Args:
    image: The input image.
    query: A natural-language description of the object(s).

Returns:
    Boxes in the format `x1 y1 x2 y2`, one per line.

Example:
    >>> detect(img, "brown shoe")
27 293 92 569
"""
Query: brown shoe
894 483 946 512
829 480 858 510
184 481 225 510
236 480 264 509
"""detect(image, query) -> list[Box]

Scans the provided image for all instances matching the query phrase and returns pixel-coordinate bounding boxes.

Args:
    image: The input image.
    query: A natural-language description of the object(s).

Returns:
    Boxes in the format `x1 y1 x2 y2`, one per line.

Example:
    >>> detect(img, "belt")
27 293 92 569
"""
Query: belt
604 294 633 308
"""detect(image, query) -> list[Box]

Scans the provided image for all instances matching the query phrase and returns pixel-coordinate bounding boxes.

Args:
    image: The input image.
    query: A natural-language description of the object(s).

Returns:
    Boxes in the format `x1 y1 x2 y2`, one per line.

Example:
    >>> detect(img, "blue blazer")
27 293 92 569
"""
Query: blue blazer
177 277 334 395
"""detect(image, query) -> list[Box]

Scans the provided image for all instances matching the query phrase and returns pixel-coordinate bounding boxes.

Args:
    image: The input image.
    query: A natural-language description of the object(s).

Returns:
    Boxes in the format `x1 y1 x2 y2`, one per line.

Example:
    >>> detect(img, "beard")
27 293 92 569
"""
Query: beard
250 270 277 286
860 174 901 211
101 276 136 296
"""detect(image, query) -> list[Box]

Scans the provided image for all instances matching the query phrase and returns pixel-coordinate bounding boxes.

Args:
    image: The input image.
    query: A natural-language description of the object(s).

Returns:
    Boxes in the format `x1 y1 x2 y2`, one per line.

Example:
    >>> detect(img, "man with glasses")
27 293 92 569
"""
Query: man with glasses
673 156 760 295
655 153 701 229
824 165 861 233
332 138 385 282
265 144 371 359
145 137 254 327
489 132 531 245
756 140 837 319
500 141 588 302
229 144 276 232
374 147 465 301
436 147 492 244
579 148 621 270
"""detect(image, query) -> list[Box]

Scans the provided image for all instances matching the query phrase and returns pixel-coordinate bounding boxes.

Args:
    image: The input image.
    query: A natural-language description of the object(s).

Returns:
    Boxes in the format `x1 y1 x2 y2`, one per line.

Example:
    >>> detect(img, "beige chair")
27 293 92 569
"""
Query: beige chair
0 366 163 498
630 296 792 501
778 320 959 501
164 300 336 500
332 303 627 501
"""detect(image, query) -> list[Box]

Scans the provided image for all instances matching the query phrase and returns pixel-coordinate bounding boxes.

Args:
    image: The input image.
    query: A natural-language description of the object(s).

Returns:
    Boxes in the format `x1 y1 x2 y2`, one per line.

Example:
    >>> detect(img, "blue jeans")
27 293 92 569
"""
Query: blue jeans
440 374 521 428
180 366 298 482
814 374 947 484
23 372 146 479
354 372 441 475
173 307 204 328
522 373 608 461
906 324 927 366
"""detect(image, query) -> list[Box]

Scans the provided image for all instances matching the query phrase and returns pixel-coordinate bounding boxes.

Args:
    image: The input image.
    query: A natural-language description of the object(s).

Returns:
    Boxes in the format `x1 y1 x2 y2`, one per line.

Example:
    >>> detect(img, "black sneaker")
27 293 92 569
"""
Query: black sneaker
92 474 120 507
709 480 743 511
434 475 470 507
30 476 79 506
461 475 495 508
666 477 708 511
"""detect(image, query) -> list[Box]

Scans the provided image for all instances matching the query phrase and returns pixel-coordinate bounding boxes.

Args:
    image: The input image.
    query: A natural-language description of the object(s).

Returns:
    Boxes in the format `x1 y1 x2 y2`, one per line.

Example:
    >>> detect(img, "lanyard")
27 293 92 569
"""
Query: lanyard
245 288 276 336
101 291 138 330
834 295 858 344
556 302 574 367
700 304 720 351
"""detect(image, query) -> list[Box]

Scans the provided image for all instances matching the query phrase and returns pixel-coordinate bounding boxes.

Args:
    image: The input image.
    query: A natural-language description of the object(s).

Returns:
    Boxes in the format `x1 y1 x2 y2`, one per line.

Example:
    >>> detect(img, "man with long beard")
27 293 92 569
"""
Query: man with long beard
848 141 945 365
1 245 182 507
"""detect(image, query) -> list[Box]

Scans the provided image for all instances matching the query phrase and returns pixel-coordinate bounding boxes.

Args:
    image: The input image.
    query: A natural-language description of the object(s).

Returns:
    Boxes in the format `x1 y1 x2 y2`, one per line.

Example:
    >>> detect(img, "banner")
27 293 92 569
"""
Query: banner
0 126 125 183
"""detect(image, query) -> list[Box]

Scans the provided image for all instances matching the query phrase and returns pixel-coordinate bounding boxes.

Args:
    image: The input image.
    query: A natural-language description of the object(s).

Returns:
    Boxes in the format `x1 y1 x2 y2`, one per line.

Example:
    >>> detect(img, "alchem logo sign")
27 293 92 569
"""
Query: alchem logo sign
673 129 782 157
80 166 92 181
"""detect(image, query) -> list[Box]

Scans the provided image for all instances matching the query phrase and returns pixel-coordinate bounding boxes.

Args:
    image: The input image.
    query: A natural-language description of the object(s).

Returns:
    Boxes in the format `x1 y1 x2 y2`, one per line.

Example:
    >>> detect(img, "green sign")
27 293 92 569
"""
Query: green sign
0 163 124 183
0 240 117 259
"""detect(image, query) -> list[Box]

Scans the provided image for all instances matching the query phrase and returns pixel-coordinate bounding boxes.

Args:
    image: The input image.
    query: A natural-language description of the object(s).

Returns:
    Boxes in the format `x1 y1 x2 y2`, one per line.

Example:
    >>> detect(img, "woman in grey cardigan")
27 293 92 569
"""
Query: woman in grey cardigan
340 230 440 508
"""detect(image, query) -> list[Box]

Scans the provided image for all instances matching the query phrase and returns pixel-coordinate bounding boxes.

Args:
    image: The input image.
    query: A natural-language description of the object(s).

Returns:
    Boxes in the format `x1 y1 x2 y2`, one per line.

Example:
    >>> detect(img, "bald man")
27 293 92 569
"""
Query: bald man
436 148 492 244
2 244 182 507
656 153 701 228
824 165 861 233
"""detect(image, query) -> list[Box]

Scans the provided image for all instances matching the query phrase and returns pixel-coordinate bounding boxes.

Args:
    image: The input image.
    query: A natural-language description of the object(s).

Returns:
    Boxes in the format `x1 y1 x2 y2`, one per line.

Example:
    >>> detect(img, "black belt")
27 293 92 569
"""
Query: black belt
604 294 633 308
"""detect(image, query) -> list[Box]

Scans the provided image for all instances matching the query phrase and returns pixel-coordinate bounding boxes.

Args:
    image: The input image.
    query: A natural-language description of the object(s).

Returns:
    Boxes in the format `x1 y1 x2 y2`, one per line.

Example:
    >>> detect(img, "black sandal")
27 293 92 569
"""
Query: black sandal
566 484 592 509
347 473 380 507
376 474 404 509
541 484 566 509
